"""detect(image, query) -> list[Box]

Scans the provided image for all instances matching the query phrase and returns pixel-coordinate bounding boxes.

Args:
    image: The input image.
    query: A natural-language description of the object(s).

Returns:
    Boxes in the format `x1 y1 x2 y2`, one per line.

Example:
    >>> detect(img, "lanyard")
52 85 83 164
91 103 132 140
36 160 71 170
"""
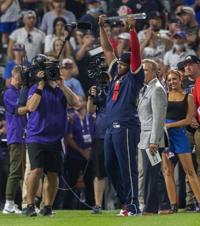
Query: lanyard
77 114 90 135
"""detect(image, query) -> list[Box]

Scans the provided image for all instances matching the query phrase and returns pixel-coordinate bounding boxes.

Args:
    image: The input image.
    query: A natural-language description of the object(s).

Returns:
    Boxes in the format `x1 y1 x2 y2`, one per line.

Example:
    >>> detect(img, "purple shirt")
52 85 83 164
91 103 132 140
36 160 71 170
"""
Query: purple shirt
68 112 94 159
26 84 67 144
4 85 27 144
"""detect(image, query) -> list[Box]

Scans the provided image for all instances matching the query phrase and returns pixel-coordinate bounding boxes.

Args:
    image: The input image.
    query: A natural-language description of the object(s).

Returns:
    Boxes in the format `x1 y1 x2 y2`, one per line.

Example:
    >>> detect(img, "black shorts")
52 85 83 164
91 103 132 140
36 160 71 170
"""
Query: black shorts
27 142 64 175
92 138 106 179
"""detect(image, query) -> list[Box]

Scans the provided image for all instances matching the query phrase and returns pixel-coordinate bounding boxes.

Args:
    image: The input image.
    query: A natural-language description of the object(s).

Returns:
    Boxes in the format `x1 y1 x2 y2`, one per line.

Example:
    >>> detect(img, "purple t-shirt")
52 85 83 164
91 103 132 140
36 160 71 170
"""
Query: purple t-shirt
26 84 67 144
68 112 94 159
4 85 27 144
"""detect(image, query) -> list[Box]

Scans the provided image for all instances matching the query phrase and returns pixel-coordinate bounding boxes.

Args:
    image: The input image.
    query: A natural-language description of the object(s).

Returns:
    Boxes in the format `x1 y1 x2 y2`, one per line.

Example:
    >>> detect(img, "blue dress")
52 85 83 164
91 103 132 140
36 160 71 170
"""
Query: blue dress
166 94 191 154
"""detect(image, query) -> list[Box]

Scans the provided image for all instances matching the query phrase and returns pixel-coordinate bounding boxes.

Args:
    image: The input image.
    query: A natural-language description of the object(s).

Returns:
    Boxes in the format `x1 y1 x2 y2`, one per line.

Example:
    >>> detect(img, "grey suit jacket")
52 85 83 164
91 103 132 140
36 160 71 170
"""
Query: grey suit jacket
137 78 167 149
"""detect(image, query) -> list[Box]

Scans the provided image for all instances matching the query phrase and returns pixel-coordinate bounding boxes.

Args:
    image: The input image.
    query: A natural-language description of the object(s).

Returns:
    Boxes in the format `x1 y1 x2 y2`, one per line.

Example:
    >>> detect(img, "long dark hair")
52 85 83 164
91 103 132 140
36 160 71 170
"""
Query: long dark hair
53 17 67 34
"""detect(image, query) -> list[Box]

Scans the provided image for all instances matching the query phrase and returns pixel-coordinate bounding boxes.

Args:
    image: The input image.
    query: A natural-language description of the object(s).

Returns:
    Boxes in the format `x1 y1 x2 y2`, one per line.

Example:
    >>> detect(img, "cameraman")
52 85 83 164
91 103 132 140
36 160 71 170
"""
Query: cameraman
25 69 80 216
99 15 144 216
87 78 109 213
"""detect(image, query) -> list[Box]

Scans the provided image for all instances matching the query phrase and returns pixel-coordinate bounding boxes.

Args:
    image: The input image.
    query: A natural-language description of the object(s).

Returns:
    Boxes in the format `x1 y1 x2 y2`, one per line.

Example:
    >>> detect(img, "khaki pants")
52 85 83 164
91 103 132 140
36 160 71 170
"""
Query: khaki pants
5 143 24 200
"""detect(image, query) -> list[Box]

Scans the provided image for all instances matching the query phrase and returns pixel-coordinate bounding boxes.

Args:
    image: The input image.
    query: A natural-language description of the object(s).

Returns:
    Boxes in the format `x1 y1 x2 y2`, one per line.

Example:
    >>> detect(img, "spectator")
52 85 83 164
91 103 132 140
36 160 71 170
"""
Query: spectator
140 29 172 60
60 58 85 97
116 32 130 57
163 69 200 213
164 31 195 69
7 10 45 62
2 66 27 214
47 37 71 60
65 0 86 20
44 17 67 53
25 55 79 216
183 55 200 211
154 58 168 89
40 0 76 35
176 6 199 50
99 15 144 216
3 43 31 87
138 11 169 44
80 0 103 38
0 0 21 48
75 31 95 95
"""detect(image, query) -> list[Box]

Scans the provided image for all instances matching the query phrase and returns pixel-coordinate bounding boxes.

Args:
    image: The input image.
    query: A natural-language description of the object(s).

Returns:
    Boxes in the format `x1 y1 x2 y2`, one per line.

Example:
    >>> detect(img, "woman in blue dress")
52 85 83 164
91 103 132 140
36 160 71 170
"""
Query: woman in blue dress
162 69 200 213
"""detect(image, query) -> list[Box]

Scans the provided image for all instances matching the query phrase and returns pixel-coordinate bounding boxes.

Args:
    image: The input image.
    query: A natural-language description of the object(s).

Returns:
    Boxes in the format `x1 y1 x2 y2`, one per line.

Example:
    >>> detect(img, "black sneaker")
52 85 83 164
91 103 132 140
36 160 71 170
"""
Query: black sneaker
26 204 37 217
185 204 196 212
91 206 102 214
40 205 53 216
171 204 178 213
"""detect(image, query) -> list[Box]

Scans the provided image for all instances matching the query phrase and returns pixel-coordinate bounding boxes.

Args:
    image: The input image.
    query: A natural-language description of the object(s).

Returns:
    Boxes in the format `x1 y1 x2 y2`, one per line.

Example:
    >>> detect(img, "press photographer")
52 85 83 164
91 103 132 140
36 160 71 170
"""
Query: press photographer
88 46 109 105
87 51 109 213
25 55 80 217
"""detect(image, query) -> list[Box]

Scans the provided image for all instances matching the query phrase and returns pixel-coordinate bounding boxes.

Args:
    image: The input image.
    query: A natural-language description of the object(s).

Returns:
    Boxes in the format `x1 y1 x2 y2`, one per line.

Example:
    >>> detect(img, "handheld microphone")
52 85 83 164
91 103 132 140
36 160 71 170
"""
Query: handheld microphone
65 22 92 30
104 12 147 23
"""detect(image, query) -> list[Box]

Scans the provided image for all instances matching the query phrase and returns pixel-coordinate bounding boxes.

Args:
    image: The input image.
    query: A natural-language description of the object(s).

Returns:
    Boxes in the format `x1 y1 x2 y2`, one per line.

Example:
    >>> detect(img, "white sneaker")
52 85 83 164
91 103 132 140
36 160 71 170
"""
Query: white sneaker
35 207 40 214
14 205 22 214
3 204 21 214
3 208 15 214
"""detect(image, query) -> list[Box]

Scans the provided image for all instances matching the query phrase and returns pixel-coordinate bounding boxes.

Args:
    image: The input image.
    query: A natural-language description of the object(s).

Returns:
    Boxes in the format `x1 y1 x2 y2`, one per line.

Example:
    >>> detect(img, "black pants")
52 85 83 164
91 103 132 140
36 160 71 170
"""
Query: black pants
63 155 94 209
142 149 170 213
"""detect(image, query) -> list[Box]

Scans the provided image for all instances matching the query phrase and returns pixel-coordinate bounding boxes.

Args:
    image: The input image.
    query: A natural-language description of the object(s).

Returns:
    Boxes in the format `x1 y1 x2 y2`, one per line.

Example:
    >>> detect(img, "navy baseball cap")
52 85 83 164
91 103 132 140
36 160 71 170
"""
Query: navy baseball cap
118 52 131 65
148 11 161 19
184 55 200 65
173 31 187 39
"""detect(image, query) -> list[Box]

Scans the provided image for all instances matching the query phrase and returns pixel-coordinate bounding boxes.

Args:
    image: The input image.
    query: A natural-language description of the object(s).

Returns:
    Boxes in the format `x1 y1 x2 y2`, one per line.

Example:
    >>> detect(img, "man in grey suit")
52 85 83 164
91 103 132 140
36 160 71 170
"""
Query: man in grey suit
138 59 167 214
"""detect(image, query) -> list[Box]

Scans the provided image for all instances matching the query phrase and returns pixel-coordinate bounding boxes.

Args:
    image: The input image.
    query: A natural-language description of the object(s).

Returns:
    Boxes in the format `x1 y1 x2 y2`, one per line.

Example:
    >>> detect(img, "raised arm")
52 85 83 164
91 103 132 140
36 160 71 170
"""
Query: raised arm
99 15 116 66
0 0 13 15
59 84 80 109
127 15 142 73
87 86 97 114
26 71 45 112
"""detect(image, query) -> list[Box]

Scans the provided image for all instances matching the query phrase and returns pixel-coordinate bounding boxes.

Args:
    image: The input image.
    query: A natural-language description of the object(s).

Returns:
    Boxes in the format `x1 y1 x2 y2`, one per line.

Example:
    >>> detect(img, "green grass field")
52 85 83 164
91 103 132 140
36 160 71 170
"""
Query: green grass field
0 210 200 226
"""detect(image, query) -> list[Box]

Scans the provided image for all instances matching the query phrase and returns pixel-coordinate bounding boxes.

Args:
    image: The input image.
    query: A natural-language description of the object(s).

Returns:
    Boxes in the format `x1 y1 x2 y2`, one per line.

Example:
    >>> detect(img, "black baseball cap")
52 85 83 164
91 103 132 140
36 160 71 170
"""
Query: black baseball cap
148 11 161 20
118 52 131 65
184 55 200 65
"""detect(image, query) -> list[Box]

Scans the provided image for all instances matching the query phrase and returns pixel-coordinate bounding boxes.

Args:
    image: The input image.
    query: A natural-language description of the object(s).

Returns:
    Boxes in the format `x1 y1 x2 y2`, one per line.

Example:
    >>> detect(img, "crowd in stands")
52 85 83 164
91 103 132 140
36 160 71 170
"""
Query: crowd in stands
1 0 200 216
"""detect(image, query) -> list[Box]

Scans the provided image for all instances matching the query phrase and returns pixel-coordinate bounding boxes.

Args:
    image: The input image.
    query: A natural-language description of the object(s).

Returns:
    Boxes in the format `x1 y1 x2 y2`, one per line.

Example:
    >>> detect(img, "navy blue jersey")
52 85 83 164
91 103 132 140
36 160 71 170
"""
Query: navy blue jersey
106 61 144 128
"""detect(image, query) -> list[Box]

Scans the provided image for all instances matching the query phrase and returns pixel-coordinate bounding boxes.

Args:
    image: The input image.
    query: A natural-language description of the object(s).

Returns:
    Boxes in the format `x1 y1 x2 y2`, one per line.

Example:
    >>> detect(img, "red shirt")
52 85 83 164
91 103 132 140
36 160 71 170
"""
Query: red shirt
192 76 200 122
